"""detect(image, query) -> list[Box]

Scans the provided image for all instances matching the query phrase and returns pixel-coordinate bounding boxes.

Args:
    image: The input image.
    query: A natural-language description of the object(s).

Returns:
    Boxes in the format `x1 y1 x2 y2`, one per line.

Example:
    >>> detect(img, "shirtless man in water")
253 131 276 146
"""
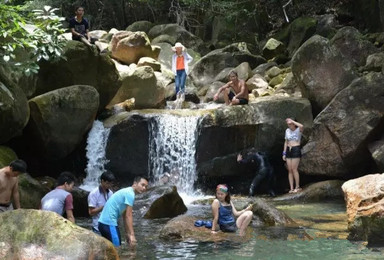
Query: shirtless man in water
214 71 249 105
0 159 27 212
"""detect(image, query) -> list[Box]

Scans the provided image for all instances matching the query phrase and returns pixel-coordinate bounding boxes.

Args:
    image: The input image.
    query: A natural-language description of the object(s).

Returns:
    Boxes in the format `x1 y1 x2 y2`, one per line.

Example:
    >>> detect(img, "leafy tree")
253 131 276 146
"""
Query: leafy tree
0 1 66 75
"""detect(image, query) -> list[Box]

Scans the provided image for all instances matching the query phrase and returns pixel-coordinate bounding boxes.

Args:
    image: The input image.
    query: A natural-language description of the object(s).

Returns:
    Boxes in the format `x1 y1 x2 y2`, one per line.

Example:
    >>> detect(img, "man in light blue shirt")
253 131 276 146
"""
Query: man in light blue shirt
98 176 148 247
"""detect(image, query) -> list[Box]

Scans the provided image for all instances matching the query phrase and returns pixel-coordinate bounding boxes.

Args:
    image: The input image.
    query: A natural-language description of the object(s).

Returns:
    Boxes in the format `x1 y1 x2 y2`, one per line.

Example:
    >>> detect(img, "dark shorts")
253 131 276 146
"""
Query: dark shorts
98 222 121 246
220 222 237 233
228 92 248 105
286 146 301 158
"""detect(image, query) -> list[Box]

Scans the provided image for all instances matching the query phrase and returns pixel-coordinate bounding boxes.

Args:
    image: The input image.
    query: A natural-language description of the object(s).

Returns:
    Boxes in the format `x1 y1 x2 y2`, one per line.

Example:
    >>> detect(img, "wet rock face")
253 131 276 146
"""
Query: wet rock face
342 174 384 245
0 209 119 260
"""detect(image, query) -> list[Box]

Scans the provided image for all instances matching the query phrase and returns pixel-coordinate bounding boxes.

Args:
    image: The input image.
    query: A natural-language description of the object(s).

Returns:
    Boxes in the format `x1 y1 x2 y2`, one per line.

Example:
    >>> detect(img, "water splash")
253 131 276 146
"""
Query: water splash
80 120 111 191
148 114 201 195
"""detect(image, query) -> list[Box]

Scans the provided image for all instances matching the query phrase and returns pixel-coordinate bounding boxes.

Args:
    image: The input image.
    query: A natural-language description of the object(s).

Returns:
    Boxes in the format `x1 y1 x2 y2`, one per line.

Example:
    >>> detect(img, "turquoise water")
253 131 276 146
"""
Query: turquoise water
79 200 384 259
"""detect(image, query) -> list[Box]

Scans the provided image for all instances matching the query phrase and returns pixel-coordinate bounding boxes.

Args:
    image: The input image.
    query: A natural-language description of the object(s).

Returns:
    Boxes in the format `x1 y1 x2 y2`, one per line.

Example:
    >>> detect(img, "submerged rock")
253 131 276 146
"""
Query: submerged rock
342 173 384 245
0 209 119 260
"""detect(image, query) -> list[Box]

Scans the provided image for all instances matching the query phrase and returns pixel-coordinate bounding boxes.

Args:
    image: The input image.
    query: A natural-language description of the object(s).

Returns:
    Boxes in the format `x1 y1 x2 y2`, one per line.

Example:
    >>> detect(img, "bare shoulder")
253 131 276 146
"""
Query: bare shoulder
212 199 220 207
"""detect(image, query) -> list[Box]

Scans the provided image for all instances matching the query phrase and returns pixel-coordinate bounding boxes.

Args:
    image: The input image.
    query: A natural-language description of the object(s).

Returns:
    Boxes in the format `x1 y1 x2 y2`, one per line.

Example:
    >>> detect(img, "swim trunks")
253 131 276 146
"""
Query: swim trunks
228 91 248 105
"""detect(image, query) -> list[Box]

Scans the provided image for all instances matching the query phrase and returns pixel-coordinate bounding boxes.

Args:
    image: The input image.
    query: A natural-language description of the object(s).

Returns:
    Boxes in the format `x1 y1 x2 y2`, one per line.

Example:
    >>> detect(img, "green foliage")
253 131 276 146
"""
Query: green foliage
0 2 66 75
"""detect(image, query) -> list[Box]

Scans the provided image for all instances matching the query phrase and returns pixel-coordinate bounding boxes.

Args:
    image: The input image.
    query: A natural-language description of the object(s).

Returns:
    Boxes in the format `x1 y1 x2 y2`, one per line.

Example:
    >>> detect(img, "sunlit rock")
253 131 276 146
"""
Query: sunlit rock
110 31 160 65
342 174 384 245
0 209 119 259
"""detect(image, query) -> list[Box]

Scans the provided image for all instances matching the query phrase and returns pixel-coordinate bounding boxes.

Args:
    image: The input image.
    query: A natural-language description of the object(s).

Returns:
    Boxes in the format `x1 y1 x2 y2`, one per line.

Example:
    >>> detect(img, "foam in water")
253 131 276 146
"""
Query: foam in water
80 120 111 192
148 114 201 195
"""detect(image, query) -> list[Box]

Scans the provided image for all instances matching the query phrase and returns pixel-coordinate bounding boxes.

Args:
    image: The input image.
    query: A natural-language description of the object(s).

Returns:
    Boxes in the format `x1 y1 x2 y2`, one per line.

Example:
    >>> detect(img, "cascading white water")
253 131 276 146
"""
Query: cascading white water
148 114 201 195
80 120 111 191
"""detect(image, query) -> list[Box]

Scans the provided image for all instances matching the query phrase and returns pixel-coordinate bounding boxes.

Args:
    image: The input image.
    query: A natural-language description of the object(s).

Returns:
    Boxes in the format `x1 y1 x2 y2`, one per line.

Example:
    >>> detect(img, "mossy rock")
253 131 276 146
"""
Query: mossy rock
0 146 17 168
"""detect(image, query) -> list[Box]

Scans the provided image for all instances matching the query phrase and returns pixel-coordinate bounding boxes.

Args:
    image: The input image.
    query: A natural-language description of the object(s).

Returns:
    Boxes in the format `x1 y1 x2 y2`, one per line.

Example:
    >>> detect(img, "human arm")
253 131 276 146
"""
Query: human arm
283 139 287 161
66 209 75 223
231 201 252 217
124 206 136 246
213 82 231 101
185 52 193 63
12 179 20 209
286 118 304 132
211 199 220 233
88 206 103 216
65 194 75 223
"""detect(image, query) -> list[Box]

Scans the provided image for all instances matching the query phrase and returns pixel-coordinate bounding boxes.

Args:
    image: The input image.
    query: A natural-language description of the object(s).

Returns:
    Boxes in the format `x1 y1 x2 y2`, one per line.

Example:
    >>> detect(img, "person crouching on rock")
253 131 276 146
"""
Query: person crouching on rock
211 184 253 236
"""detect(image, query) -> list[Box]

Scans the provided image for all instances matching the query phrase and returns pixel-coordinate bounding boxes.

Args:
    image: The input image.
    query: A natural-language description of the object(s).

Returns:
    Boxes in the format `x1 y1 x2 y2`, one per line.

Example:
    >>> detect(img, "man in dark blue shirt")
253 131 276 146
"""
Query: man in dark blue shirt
237 150 275 197
69 6 95 46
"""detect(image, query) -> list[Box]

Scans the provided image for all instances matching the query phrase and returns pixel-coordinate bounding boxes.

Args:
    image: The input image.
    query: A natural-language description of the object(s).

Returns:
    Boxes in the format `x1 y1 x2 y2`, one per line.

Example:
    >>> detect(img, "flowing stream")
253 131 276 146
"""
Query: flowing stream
148 114 201 196
80 120 111 191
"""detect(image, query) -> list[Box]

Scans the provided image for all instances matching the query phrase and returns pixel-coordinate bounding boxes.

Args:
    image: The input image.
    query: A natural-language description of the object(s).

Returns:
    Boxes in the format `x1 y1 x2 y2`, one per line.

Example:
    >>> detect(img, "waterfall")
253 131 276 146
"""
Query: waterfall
148 114 201 195
80 120 111 191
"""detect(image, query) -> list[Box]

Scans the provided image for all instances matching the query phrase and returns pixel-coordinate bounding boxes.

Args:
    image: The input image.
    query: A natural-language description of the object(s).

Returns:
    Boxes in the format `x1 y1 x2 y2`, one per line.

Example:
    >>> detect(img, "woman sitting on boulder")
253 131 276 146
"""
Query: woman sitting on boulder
211 184 253 236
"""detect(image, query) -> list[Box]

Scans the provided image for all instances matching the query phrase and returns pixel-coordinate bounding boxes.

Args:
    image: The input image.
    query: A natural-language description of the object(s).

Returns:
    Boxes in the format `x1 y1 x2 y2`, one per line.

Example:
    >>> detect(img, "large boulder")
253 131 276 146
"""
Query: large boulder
18 173 50 209
110 31 160 65
26 85 99 160
107 66 165 109
342 174 384 245
286 17 318 57
143 186 187 219
300 72 384 177
126 20 154 34
148 24 204 52
262 38 286 60
0 81 29 144
330 26 379 67
34 41 120 110
189 43 266 89
292 35 357 114
0 209 118 259
249 198 295 226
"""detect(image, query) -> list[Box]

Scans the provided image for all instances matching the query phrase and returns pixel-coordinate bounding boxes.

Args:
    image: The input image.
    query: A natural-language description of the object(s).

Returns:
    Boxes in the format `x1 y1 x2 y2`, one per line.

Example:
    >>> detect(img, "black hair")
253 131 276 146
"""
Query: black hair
75 6 84 11
56 171 75 186
133 176 148 183
100 170 116 182
9 159 27 173
228 71 238 78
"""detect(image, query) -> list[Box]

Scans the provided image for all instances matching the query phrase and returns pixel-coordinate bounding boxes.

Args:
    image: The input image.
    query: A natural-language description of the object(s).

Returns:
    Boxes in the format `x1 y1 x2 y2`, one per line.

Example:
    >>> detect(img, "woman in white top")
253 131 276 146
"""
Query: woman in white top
282 118 304 193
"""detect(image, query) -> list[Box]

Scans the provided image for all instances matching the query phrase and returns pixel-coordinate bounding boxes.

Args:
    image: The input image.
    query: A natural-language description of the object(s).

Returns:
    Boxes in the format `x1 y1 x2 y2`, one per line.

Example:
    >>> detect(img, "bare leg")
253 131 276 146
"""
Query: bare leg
230 98 240 105
236 211 253 236
80 37 92 47
286 159 294 192
223 89 230 105
291 158 301 190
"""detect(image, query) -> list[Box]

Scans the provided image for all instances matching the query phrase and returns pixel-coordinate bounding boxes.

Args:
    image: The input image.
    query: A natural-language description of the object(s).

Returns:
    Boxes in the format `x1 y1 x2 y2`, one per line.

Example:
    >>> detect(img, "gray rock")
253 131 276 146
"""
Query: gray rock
292 35 357 114
27 85 99 159
143 186 187 219
300 72 384 177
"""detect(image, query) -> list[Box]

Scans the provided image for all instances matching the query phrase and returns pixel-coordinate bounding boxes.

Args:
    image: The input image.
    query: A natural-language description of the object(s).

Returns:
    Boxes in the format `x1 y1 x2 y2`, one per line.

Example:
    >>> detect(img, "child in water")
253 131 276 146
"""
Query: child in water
211 184 253 236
